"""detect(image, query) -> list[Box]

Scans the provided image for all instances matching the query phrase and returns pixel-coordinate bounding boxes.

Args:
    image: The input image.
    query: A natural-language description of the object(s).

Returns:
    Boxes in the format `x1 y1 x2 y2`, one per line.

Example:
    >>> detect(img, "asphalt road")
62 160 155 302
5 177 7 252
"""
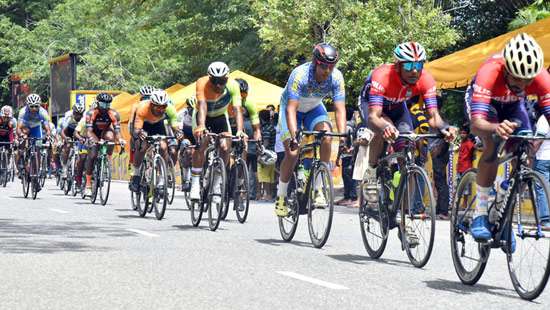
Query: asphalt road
1 179 549 309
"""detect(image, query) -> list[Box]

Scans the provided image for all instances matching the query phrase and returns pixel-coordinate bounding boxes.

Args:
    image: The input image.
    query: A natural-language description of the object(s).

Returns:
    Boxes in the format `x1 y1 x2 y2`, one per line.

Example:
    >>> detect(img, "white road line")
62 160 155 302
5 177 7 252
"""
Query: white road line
276 271 349 290
126 229 159 238
49 208 69 214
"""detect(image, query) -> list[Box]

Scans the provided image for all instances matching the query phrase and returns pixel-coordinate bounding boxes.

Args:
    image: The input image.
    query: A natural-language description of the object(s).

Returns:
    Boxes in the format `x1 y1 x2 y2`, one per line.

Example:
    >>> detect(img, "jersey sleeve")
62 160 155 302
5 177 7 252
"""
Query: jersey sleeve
133 105 146 130
470 60 499 119
111 110 121 131
331 69 345 103
166 105 179 128
196 77 207 102
39 108 50 125
228 80 242 107
244 99 259 126
86 111 95 129
531 70 550 122
287 67 307 101
418 71 438 110
366 69 386 108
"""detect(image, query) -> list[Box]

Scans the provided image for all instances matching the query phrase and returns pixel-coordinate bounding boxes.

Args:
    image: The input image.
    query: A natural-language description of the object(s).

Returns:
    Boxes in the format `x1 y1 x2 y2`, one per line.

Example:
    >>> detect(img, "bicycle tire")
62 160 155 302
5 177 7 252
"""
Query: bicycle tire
22 168 30 198
166 158 176 205
190 166 207 227
234 158 250 223
63 157 73 196
507 170 550 300
90 164 99 204
220 166 232 221
359 165 390 259
31 154 39 200
278 172 300 242
400 165 436 268
152 154 168 220
0 151 6 187
450 168 489 285
307 162 334 248
99 158 112 206
39 151 47 189
208 157 226 231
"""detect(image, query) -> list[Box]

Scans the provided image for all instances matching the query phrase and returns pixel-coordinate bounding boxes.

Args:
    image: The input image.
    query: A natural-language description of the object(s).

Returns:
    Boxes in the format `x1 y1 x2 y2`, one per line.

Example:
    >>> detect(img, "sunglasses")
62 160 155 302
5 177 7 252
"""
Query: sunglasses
401 61 424 72
315 60 335 70
29 105 40 110
210 76 228 86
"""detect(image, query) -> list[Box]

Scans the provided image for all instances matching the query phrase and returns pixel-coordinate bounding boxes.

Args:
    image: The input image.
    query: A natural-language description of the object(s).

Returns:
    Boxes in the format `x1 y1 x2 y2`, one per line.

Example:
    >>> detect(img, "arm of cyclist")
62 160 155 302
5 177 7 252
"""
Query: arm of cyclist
285 99 299 148
426 108 457 142
368 106 399 141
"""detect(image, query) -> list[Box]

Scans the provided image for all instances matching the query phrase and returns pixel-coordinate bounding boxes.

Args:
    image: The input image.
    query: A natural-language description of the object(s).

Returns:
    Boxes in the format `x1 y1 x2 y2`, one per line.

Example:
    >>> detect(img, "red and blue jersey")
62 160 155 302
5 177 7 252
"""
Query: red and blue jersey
0 117 17 142
360 64 438 112
469 54 550 122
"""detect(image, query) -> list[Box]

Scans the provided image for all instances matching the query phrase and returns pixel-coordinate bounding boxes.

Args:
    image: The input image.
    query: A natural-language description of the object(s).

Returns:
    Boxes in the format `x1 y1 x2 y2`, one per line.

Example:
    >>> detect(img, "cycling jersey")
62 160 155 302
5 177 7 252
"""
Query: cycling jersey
18 106 50 129
196 76 241 117
86 108 121 134
61 110 81 137
359 63 437 118
133 100 178 136
467 54 550 129
281 62 345 112
0 117 16 142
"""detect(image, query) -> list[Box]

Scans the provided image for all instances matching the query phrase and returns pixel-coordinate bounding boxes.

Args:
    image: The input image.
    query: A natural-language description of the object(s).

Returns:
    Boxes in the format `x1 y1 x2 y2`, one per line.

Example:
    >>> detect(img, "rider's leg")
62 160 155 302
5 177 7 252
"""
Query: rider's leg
190 136 208 200
102 130 116 156
129 139 147 191
61 143 70 176
85 142 98 192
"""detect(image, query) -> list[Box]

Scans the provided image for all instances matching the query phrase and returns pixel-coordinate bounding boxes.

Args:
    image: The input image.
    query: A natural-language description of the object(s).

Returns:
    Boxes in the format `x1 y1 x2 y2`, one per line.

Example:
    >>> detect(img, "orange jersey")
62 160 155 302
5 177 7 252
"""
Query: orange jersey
196 76 241 117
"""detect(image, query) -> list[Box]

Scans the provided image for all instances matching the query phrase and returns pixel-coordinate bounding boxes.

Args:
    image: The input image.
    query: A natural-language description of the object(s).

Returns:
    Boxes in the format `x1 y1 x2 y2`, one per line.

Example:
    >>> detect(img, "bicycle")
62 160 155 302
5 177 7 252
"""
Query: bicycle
221 137 255 223
131 135 172 220
0 142 14 187
20 137 48 200
38 139 51 189
359 133 439 267
278 130 348 248
89 140 123 205
61 139 75 195
189 132 229 231
451 134 550 300
178 139 194 208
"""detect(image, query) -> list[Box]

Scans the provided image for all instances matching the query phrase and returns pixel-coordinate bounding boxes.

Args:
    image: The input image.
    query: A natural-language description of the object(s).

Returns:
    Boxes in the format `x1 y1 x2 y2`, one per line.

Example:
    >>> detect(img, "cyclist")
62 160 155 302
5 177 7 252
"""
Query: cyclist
0 106 16 176
84 93 124 196
16 94 51 177
59 101 86 180
129 90 182 191
73 106 92 190
189 61 245 202
467 33 550 244
275 43 347 217
230 78 262 142
129 85 155 167
359 41 456 205
178 96 197 191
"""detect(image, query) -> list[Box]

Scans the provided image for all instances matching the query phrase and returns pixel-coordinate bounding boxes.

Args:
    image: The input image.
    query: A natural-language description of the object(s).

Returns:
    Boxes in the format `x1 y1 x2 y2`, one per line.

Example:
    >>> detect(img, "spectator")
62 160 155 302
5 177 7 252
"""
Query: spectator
457 125 476 181
258 107 277 201
533 115 550 228
429 137 450 220
245 119 257 200
336 106 358 207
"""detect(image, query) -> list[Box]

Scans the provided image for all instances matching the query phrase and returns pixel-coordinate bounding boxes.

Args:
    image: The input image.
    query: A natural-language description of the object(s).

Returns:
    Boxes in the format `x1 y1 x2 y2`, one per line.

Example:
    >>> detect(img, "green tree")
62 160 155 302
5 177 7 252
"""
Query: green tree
508 0 550 30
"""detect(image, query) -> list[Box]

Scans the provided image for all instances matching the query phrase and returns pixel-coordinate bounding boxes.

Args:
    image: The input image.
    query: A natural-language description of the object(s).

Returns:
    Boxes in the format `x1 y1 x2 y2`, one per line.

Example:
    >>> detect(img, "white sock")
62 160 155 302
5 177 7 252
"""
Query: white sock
475 185 491 217
277 181 289 197
182 168 190 181
132 165 141 177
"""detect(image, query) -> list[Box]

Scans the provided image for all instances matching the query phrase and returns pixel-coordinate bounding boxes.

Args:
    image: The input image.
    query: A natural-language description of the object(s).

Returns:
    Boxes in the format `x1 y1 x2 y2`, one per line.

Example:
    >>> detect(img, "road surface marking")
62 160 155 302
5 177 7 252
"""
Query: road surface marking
49 208 69 214
126 229 159 238
276 271 349 290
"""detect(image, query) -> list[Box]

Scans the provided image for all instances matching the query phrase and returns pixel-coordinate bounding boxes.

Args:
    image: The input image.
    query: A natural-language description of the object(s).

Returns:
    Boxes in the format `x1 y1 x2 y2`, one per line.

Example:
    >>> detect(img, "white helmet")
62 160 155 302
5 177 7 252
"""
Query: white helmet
207 61 230 77
393 42 427 62
503 32 544 79
139 85 154 97
1 105 13 117
150 90 169 106
73 101 86 114
258 149 277 166
26 93 41 106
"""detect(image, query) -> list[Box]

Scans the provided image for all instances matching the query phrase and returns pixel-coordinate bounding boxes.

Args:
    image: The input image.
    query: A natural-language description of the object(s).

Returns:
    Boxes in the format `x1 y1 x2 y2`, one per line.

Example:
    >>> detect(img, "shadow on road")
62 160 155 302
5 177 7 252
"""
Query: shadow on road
423 278 519 300
254 238 314 248
326 253 413 268
0 218 134 254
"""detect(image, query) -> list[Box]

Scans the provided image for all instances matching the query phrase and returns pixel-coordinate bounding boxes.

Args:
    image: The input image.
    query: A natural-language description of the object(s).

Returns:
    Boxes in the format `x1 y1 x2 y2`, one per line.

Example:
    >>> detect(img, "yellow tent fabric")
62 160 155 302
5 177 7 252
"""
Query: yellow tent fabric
426 17 550 89
111 92 140 123
165 83 184 95
169 70 283 112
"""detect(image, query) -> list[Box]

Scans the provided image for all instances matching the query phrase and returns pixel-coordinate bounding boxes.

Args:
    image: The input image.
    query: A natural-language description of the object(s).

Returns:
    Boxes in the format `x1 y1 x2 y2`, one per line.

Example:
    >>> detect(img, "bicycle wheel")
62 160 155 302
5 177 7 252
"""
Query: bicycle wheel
166 158 176 205
39 152 47 188
221 166 232 221
307 162 334 248
359 165 390 259
64 158 73 196
399 165 436 268
99 159 112 206
90 164 99 204
208 157 226 231
31 154 39 200
507 170 550 300
152 154 168 220
22 166 30 198
0 151 6 187
278 172 300 241
233 158 250 223
190 166 208 227
450 169 489 285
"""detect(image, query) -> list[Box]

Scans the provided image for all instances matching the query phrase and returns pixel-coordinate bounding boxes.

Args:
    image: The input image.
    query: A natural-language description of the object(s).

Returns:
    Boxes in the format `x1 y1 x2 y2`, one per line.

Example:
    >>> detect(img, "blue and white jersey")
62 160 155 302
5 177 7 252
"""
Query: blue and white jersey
280 62 345 113
61 110 80 131
18 106 50 129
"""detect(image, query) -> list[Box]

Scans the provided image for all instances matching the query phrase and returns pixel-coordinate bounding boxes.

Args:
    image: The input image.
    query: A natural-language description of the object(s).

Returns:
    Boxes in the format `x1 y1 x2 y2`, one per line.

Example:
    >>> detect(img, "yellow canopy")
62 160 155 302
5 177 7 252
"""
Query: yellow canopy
426 17 550 89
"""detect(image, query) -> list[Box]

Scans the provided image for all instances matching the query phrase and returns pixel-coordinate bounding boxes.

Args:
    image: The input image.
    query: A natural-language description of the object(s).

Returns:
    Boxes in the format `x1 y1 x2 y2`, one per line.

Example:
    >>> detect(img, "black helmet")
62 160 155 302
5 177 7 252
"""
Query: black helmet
235 78 249 93
96 93 112 103
312 43 339 65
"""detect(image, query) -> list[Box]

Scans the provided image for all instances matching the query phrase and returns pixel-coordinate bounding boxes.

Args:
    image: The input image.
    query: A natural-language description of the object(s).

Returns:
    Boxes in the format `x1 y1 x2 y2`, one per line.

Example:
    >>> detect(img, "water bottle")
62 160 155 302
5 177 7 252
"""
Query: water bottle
297 164 306 193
